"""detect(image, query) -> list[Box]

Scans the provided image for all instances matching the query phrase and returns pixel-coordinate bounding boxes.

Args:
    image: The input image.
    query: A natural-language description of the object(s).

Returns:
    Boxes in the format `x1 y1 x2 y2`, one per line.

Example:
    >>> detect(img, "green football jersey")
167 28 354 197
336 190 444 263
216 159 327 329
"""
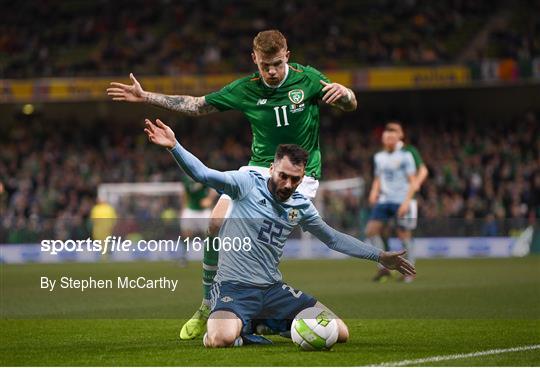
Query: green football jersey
403 144 424 169
205 63 330 179
403 144 425 198
182 176 209 211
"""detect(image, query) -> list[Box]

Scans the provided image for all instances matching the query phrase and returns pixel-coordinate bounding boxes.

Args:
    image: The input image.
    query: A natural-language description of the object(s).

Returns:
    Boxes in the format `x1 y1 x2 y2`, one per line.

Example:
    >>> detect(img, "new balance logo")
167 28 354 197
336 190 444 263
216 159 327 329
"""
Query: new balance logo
258 199 267 206
257 99 267 105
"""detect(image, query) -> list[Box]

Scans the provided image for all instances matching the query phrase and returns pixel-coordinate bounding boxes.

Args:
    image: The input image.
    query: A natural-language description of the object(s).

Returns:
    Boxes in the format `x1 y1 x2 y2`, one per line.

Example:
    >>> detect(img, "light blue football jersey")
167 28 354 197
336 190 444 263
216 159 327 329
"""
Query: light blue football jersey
168 140 381 287
215 170 318 286
373 148 415 204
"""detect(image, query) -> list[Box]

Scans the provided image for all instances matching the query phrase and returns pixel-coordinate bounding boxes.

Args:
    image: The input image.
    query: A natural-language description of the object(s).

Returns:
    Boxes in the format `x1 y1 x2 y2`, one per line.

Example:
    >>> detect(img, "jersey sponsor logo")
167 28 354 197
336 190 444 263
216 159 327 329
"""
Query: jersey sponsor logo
257 99 267 105
220 296 233 303
258 198 267 207
288 89 304 104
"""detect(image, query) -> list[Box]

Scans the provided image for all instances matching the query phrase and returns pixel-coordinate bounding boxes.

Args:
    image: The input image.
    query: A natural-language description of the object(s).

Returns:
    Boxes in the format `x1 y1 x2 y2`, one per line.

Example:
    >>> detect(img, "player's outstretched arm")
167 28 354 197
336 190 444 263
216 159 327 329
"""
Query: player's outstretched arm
320 80 357 111
144 118 225 184
303 216 416 276
144 119 249 199
107 74 218 116
378 249 416 275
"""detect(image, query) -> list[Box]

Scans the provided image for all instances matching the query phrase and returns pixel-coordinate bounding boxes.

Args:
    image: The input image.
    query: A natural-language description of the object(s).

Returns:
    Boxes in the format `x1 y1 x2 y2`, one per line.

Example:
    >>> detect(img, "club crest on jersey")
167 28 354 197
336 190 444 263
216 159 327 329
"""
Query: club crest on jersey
288 89 304 104
288 209 299 222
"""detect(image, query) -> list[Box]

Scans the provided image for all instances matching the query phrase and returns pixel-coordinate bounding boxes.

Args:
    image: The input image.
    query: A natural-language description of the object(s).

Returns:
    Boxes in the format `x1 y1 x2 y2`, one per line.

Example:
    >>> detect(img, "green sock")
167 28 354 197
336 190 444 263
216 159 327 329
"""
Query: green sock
202 236 219 302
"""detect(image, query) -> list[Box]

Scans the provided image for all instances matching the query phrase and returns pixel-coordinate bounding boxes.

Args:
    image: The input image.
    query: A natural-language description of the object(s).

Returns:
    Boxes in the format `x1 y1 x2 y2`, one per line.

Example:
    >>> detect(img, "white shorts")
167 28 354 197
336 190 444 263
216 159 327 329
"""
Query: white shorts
219 165 319 201
180 208 212 233
397 199 418 230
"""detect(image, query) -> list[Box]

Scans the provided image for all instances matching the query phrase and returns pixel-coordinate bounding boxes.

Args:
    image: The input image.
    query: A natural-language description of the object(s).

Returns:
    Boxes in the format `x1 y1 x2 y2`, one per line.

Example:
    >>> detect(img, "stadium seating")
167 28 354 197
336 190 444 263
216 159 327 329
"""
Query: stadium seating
3 0 531 78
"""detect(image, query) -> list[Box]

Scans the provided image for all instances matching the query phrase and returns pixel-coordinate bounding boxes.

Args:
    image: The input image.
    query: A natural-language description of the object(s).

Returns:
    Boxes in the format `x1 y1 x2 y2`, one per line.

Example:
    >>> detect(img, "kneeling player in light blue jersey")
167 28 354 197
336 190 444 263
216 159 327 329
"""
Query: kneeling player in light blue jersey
144 118 415 348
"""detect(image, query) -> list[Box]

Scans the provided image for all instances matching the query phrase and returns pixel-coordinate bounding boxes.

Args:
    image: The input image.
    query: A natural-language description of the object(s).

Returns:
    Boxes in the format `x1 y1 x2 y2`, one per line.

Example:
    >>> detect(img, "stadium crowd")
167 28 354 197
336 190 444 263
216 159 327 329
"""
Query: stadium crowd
484 2 540 61
1 110 538 243
4 0 535 78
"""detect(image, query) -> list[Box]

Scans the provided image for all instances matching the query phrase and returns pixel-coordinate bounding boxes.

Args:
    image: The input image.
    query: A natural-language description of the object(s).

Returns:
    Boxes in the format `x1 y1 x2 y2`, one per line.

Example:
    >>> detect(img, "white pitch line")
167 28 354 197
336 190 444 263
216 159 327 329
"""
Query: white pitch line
371 344 540 367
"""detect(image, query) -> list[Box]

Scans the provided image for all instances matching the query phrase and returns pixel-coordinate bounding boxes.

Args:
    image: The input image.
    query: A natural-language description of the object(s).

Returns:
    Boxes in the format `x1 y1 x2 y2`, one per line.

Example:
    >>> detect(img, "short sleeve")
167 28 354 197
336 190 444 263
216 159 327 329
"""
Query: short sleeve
407 145 424 168
299 201 321 232
205 79 244 112
373 154 381 177
404 152 416 176
221 170 255 200
303 65 331 100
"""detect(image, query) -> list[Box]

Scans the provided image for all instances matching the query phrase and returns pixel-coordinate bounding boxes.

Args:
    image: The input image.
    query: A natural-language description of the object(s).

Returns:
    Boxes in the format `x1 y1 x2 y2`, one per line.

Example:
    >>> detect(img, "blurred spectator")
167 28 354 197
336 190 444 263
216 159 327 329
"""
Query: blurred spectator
481 213 499 236
90 197 117 242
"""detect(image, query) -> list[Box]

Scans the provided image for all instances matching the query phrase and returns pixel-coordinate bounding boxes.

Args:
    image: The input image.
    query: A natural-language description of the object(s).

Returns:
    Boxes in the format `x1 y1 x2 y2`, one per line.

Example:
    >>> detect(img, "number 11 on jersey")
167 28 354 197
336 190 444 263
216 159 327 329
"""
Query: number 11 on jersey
274 106 289 127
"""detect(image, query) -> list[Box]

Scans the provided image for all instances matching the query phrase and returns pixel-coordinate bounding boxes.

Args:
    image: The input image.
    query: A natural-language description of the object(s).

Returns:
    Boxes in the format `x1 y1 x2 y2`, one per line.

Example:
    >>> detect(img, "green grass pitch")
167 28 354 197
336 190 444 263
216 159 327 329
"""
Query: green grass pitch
1 257 539 366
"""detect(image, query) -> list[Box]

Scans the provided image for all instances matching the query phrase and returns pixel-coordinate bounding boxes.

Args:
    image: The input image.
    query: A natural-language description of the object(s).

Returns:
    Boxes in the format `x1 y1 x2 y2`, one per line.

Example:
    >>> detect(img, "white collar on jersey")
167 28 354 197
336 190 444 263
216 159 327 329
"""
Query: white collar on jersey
261 63 289 89
396 141 404 150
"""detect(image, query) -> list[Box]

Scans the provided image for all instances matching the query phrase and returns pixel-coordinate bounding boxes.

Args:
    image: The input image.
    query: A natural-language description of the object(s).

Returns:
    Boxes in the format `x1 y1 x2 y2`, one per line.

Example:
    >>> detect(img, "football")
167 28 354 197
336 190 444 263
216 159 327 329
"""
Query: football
291 307 339 350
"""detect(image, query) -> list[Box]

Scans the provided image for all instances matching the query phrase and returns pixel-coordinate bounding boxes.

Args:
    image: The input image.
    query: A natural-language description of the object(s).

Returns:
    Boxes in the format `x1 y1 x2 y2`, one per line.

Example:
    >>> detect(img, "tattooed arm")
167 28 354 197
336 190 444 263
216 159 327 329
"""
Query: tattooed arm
319 80 357 112
107 73 218 116
144 93 218 116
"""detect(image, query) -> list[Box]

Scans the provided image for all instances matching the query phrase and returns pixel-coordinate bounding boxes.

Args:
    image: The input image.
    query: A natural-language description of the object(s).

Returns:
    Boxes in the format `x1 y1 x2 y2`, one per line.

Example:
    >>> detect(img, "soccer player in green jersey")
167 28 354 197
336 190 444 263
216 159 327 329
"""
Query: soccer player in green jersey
368 121 428 283
107 29 357 339
179 176 217 265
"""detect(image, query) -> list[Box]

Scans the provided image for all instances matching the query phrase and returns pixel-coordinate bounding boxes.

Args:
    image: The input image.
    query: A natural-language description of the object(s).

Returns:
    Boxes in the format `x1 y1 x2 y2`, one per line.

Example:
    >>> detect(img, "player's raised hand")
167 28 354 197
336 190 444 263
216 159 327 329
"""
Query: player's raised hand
379 250 416 276
144 119 176 149
107 73 146 102
320 80 351 105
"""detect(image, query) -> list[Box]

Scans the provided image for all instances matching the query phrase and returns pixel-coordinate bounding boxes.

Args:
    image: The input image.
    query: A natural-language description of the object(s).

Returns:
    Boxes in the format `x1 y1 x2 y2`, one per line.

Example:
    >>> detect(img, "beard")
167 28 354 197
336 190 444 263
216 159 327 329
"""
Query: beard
268 177 293 202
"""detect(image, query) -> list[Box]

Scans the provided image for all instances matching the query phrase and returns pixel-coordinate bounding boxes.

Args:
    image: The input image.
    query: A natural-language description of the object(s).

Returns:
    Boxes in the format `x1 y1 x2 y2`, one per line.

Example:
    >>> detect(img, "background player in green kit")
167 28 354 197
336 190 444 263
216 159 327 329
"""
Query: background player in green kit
178 176 217 266
107 29 358 339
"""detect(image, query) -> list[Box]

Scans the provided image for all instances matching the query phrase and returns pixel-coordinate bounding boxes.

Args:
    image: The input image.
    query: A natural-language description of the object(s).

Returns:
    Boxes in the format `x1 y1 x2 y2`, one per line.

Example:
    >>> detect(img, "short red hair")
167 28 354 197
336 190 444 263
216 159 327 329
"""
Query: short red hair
253 30 287 55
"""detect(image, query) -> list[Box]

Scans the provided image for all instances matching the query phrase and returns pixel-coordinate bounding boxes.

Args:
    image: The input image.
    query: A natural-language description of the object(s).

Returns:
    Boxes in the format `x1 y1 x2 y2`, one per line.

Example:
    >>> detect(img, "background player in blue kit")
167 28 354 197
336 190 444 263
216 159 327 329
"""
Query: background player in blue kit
144 117 415 347
366 124 418 282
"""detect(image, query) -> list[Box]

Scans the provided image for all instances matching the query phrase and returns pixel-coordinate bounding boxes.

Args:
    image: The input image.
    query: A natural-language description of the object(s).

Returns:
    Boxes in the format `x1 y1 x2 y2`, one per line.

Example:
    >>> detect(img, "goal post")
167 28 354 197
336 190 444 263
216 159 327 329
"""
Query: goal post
98 182 184 208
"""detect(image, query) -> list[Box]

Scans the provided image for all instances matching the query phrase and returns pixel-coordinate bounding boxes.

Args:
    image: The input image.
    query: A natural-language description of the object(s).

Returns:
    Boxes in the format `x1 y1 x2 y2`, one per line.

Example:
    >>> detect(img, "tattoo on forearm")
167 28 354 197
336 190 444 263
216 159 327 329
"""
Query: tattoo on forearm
146 94 218 116
335 89 357 111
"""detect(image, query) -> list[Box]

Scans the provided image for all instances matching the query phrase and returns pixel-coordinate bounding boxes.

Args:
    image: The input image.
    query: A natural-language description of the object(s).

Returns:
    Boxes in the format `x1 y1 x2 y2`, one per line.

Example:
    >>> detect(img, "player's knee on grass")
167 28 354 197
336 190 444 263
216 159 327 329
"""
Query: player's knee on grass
205 330 239 348
205 311 242 348
336 319 349 343
314 301 349 343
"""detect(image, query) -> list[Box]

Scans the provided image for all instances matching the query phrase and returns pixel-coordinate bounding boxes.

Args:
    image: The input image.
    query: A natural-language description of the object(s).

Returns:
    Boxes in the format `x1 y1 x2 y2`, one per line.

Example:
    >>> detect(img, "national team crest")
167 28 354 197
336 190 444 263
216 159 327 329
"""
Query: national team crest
288 209 299 222
288 89 304 104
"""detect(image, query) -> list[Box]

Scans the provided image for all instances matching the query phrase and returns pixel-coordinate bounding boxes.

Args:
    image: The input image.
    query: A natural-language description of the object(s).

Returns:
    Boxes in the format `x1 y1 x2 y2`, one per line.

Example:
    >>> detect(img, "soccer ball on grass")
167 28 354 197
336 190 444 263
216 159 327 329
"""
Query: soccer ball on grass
290 307 339 350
